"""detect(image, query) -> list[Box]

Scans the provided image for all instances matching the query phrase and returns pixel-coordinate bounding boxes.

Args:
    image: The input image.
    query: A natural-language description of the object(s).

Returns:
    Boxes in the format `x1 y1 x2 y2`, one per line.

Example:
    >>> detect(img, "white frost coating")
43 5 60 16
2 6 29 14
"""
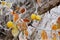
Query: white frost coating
34 6 60 40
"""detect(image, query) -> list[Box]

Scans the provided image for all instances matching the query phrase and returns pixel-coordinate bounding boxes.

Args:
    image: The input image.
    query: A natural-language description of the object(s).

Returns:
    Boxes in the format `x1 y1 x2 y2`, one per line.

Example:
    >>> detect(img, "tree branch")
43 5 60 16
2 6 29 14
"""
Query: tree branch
38 0 60 15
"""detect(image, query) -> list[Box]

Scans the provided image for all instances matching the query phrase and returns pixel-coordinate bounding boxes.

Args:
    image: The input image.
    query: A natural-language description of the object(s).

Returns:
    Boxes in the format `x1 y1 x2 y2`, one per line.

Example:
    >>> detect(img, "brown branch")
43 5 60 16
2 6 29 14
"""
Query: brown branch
38 0 60 15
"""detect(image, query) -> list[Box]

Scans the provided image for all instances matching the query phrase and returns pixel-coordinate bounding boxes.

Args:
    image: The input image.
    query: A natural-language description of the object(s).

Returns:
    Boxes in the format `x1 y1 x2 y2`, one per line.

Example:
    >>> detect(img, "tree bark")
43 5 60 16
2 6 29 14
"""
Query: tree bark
38 0 60 15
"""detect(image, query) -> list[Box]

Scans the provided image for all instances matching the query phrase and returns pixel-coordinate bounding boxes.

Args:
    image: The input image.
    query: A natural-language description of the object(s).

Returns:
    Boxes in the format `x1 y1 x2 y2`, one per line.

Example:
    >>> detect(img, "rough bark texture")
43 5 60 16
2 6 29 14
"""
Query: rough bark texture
38 0 60 15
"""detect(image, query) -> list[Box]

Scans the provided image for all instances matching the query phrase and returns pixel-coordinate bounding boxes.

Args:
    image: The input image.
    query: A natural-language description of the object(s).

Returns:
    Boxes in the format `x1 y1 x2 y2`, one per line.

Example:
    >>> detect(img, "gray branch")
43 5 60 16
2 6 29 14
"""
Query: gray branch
38 0 60 15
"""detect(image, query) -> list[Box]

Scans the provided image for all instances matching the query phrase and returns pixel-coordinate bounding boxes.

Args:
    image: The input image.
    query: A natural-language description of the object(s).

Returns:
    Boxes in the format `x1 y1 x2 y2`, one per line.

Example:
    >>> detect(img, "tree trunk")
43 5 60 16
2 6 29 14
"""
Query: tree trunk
38 0 60 15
